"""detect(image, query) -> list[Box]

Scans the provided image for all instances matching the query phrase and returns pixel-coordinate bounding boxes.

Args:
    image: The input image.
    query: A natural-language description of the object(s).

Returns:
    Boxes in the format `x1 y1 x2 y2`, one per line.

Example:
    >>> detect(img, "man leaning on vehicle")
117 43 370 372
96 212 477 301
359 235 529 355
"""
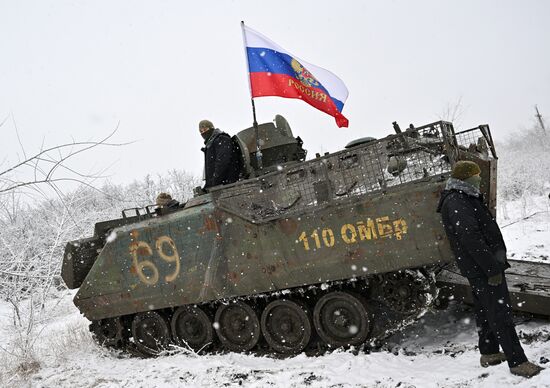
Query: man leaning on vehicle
437 160 543 378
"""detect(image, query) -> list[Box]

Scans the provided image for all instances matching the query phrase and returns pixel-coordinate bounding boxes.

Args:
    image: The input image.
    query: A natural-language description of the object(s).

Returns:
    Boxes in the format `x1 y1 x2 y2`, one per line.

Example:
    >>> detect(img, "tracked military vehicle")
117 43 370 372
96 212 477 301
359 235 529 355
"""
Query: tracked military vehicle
61 115 548 357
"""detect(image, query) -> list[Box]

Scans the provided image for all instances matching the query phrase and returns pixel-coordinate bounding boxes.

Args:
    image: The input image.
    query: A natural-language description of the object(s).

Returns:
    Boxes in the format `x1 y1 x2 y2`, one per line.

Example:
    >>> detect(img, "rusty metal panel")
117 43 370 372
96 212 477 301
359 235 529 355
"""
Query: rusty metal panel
75 203 222 320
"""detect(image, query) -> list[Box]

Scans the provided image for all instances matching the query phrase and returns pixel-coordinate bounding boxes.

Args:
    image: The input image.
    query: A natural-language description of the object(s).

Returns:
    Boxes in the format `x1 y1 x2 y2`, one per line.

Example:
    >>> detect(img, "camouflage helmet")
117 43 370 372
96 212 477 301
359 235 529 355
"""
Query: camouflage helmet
451 161 481 181
156 192 173 206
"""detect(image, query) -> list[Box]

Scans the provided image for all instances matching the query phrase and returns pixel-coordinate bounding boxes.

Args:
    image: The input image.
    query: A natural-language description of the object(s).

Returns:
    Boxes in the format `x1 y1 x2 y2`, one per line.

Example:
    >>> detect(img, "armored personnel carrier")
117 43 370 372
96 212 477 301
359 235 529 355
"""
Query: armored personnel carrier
61 116 549 357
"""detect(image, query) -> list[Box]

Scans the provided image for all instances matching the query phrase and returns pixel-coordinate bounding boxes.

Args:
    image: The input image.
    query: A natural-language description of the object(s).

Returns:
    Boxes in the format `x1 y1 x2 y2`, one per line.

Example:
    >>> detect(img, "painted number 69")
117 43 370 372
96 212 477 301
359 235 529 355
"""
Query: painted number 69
130 236 181 286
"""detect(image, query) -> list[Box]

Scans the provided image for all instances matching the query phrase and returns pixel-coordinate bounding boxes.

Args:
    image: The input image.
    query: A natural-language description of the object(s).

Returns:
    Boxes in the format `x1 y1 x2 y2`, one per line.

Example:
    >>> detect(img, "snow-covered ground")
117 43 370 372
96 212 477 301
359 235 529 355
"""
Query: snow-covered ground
0 195 549 387
499 195 550 263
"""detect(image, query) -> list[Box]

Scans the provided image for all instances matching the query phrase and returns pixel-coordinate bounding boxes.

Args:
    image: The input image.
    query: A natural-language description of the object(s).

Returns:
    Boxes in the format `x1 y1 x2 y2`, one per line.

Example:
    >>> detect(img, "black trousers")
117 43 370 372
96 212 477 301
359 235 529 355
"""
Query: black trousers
467 274 527 368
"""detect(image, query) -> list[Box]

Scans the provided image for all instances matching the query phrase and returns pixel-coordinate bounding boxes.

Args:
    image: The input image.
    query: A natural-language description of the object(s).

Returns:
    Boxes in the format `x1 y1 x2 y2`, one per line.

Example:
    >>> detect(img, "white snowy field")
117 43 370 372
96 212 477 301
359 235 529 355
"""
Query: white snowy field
2 295 550 388
499 195 550 264
0 195 549 388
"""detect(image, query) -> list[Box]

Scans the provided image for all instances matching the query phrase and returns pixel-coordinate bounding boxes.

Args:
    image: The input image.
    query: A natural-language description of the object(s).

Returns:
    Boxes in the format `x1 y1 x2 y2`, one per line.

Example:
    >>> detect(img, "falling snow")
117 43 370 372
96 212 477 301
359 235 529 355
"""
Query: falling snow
106 231 117 243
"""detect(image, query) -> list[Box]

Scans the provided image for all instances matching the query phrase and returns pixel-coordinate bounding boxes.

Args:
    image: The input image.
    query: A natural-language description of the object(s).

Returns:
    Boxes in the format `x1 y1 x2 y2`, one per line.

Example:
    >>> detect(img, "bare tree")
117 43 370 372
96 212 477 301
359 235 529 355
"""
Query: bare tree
438 96 466 130
0 119 131 377
0 119 130 199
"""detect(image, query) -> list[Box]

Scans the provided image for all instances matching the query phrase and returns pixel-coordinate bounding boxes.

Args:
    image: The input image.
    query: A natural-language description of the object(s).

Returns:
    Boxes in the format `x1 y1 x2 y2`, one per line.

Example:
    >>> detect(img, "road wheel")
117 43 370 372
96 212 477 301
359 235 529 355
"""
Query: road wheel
313 291 371 348
261 299 312 354
381 270 435 313
215 301 260 352
171 305 214 352
90 317 125 348
131 311 171 357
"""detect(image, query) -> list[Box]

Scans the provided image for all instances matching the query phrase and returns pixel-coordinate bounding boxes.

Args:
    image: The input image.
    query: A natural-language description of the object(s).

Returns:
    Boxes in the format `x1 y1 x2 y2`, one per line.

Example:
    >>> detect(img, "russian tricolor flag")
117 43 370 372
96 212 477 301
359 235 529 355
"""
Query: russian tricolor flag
242 23 349 128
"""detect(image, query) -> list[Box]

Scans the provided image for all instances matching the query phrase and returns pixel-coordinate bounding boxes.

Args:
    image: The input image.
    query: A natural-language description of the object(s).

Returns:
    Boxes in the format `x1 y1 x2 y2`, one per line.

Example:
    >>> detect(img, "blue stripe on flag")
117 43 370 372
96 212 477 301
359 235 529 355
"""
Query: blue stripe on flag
246 47 344 112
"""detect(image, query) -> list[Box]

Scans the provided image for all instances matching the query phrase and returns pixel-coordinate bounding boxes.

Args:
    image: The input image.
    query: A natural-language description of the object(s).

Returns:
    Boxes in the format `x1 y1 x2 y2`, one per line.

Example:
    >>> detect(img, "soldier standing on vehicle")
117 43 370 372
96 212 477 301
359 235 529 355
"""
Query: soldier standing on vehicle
437 160 543 378
199 119 241 190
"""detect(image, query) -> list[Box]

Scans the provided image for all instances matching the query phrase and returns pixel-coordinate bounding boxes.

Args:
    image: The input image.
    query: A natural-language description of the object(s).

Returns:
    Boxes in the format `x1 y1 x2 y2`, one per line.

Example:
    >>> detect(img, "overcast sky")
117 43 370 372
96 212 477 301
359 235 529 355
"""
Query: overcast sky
1 0 549 187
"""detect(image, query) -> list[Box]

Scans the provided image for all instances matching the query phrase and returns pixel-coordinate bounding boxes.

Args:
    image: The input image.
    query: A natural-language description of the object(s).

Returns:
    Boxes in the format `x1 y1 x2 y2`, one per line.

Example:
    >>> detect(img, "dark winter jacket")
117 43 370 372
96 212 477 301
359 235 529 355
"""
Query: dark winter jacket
436 178 509 279
202 129 241 189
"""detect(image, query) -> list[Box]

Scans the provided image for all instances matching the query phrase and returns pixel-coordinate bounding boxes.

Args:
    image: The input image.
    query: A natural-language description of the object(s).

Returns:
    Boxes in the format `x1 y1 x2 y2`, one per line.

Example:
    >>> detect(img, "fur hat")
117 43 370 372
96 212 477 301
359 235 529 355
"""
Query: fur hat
156 192 173 206
198 119 214 131
451 161 481 181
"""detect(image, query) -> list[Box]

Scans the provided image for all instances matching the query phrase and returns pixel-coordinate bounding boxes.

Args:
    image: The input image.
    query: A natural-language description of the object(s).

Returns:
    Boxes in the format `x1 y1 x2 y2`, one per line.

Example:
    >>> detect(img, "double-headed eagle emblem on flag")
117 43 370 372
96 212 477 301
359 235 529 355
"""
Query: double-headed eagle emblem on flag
290 58 320 88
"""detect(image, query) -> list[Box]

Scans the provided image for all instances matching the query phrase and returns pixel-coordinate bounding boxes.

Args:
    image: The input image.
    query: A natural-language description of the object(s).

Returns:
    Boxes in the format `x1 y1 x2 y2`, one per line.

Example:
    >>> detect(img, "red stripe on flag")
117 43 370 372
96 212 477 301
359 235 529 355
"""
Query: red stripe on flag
249 72 348 128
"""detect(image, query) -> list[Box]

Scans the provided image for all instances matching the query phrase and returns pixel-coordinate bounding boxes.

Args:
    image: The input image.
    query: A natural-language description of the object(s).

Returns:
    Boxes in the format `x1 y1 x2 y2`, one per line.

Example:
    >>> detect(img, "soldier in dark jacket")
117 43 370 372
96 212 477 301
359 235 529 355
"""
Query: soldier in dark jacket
437 161 543 378
199 119 241 189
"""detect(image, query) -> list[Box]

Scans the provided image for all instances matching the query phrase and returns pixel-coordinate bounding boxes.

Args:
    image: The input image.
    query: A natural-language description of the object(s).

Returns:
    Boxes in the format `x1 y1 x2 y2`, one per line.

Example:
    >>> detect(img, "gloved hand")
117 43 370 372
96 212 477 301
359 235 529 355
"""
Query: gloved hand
488 273 503 286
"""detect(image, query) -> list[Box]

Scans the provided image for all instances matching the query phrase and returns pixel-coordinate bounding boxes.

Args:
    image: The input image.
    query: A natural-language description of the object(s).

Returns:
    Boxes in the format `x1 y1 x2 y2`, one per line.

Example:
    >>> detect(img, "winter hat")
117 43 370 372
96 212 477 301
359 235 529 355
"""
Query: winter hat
451 161 481 181
156 192 173 206
198 119 214 131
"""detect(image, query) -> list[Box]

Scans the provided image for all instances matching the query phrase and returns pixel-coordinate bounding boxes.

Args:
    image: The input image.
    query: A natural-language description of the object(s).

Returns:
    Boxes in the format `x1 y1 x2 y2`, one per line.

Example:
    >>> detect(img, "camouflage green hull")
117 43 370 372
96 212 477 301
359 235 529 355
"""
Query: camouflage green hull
75 178 452 321
63 119 504 356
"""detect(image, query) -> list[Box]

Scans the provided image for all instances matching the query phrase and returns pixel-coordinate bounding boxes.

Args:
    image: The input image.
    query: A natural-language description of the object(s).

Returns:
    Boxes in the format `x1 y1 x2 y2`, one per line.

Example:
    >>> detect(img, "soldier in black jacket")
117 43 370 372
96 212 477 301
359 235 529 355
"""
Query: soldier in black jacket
437 161 543 378
199 119 241 190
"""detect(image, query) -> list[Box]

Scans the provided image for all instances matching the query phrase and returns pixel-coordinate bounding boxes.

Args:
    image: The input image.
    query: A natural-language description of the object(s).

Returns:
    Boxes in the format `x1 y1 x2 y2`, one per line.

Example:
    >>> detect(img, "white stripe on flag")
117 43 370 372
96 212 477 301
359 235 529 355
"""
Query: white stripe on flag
243 25 349 104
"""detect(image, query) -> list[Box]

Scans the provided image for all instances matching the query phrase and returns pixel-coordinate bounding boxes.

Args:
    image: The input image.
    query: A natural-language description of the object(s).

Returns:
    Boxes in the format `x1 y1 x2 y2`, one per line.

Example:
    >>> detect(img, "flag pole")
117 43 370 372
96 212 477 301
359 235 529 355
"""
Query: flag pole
241 21 262 170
